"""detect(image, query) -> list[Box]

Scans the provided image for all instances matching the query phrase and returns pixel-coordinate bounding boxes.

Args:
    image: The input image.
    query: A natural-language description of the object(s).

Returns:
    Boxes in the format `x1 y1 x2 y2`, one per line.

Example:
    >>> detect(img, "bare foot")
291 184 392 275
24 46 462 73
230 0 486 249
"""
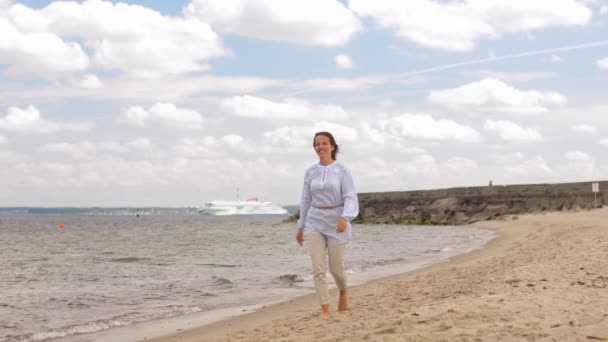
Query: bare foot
338 290 348 311
321 304 330 318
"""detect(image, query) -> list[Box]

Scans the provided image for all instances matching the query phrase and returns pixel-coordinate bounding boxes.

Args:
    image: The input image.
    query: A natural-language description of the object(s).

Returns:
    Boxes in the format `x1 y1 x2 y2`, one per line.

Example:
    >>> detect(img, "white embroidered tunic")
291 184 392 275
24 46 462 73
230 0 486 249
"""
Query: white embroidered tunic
298 161 359 244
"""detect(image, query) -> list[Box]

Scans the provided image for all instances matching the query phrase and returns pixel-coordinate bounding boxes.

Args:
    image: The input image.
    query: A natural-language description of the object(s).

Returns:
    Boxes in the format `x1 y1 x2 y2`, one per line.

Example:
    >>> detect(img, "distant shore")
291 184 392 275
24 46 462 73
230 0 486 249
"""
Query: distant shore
143 208 608 341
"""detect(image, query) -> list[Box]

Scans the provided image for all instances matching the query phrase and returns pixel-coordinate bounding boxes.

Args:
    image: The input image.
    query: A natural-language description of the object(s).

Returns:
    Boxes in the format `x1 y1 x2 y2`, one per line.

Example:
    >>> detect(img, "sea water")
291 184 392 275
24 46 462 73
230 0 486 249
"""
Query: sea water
0 214 495 342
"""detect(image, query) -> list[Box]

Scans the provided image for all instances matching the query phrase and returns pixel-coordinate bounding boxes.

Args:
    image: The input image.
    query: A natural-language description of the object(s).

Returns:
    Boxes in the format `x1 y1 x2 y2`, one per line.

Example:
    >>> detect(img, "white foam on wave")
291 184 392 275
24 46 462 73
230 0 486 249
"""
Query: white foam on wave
26 306 204 342
31 320 129 341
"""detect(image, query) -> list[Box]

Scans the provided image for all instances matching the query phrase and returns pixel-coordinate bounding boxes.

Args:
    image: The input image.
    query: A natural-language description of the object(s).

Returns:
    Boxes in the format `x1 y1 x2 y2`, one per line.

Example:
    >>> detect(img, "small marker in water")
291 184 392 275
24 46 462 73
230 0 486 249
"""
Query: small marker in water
58 223 65 229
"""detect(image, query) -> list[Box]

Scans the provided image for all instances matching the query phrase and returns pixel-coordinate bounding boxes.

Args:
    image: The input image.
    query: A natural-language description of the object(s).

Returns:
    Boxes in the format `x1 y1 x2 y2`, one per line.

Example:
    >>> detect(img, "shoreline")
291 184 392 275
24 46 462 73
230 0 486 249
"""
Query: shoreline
51 226 494 342
148 208 608 341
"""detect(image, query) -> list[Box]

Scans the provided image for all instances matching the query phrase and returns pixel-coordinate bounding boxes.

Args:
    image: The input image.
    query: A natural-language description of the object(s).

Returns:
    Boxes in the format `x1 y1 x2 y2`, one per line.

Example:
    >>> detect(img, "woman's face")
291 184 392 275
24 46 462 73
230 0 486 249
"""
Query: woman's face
314 135 335 159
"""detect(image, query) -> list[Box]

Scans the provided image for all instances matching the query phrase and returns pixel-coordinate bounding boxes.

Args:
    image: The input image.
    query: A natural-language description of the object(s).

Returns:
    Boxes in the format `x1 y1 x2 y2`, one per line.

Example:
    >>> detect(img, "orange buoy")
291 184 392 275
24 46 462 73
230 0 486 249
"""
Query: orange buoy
58 223 65 229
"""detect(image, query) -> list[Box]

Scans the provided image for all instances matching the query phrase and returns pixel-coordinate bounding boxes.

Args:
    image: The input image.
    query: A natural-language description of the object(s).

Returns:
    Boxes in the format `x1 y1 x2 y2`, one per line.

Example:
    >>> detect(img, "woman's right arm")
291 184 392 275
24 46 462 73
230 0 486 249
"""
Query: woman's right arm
296 169 311 245
297 168 312 230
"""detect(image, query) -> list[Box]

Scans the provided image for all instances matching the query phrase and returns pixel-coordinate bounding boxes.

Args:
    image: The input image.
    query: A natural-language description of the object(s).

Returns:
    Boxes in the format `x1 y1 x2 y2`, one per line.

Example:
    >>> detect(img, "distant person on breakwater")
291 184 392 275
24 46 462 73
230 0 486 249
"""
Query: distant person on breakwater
296 131 359 318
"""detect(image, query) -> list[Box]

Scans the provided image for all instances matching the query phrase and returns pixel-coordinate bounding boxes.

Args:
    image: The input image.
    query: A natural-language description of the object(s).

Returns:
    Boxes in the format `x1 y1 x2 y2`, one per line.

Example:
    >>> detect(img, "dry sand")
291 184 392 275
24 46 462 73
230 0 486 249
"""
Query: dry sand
145 208 608 341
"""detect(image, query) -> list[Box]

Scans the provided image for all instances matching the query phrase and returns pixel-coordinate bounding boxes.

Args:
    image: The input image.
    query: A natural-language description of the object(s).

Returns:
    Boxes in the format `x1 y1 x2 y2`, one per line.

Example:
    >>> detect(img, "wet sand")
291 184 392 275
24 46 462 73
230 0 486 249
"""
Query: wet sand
144 208 608 341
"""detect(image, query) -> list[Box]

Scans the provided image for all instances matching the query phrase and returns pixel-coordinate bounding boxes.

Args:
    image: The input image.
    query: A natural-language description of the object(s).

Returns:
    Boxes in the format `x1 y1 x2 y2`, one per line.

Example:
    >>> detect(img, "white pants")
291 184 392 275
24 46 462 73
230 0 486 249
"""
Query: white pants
305 232 347 305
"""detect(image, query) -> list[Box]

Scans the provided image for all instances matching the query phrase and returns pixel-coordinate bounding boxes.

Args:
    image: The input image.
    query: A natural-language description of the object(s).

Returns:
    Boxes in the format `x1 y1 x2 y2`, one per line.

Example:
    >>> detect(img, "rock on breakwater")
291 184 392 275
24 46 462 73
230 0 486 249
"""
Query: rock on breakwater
287 180 607 225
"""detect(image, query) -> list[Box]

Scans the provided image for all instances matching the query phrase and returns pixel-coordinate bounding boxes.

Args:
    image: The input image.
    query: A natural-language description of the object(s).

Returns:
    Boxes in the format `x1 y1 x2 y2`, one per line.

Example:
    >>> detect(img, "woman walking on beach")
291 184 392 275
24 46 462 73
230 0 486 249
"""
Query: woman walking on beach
296 131 359 318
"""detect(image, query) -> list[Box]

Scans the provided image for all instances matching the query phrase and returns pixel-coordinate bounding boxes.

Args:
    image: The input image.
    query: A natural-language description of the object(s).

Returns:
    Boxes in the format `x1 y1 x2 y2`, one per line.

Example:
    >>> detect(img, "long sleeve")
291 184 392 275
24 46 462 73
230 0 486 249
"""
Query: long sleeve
340 167 359 222
297 169 312 229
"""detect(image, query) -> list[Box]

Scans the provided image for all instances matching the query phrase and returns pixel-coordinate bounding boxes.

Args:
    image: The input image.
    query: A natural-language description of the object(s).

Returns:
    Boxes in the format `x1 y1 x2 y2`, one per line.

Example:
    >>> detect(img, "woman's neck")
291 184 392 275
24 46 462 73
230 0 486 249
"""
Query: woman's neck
319 157 334 166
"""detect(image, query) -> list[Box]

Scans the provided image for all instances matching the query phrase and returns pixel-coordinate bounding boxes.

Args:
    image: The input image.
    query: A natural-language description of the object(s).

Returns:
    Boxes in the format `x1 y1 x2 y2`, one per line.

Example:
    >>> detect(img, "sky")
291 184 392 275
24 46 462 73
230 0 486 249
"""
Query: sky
1 0 608 207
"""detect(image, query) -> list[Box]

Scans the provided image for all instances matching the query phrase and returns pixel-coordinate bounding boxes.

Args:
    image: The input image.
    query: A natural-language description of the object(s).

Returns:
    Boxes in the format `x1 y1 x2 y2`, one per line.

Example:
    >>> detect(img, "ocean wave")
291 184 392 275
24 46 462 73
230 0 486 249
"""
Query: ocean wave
13 317 132 342
77 276 101 282
9 306 204 342
212 276 233 287
197 263 239 268
423 247 454 254
188 289 217 297
277 274 305 283
110 257 146 263
358 257 408 270
66 301 90 309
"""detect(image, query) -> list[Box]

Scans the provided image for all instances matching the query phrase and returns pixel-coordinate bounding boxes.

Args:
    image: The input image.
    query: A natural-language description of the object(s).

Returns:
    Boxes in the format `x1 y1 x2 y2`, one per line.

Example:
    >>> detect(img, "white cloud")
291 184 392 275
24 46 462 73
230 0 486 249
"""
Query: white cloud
564 151 598 180
601 5 608 14
120 103 204 129
484 120 543 142
0 16 89 74
489 152 526 163
40 139 152 160
504 156 553 177
441 157 480 182
548 55 562 62
221 95 349 121
395 154 438 177
349 0 592 51
0 0 12 12
5 1 227 78
172 135 261 159
550 104 608 127
10 157 165 189
475 70 555 83
264 122 358 147
371 113 482 142
295 76 393 92
349 154 484 192
565 150 593 162
350 0 493 51
0 75 286 104
335 54 354 69
126 138 152 150
0 150 29 167
428 78 567 114
359 121 387 144
600 138 608 146
185 0 361 46
571 124 597 133
0 134 6 144
41 141 126 159
173 137 220 159
0 105 93 133
78 74 104 89
598 57 608 71
222 134 244 148
358 121 430 154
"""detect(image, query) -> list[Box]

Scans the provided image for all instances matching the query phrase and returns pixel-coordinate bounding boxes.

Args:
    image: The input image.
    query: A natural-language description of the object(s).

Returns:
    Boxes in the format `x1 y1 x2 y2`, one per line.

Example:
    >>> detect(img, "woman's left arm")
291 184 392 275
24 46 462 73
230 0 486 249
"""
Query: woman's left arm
340 167 359 222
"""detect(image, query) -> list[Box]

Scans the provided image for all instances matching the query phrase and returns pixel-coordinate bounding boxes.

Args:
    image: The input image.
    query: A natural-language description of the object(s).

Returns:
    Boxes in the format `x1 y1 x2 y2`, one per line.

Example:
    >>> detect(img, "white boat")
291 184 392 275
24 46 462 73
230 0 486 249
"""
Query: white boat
197 198 288 216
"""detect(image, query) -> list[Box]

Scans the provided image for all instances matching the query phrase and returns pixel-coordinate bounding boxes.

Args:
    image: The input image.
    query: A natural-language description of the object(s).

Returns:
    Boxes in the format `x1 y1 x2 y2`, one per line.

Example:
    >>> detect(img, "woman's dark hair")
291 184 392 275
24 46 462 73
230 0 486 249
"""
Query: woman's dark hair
313 131 339 160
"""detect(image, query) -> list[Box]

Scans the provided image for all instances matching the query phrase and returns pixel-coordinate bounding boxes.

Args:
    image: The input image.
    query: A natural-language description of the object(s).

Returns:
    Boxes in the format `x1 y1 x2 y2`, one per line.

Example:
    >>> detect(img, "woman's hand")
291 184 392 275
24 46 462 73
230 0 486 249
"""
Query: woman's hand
296 228 304 246
336 217 348 233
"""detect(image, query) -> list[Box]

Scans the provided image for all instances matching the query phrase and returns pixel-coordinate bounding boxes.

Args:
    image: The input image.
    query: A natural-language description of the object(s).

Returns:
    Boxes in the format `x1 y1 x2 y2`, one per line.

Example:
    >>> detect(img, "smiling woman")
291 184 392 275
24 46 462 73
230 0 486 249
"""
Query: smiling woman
295 131 359 318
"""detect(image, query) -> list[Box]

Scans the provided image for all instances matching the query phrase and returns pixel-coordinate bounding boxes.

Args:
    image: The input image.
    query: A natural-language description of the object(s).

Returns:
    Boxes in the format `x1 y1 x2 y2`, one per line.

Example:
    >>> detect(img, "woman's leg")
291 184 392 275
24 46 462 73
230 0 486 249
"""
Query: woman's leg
306 232 330 315
328 240 348 310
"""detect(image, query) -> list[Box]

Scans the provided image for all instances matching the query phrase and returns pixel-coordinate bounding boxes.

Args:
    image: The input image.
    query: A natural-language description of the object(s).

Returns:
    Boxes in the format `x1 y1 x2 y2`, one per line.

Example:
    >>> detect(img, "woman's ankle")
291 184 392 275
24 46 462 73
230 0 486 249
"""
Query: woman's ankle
321 304 330 317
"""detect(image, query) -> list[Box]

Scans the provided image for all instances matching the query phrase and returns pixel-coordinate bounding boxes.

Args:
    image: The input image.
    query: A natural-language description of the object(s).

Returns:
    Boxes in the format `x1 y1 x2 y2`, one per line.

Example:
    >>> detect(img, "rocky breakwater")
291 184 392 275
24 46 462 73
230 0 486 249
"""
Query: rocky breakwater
287 180 607 225
358 181 607 225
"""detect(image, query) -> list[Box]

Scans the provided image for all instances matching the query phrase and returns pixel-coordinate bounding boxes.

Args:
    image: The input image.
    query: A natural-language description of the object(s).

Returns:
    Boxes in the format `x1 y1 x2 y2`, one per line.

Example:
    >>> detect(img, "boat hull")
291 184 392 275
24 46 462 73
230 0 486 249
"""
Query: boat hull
197 201 288 216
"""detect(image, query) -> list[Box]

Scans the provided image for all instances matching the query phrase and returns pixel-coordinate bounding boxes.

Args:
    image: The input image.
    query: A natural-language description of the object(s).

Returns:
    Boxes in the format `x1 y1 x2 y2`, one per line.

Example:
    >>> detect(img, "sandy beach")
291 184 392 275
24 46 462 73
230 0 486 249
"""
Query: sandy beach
142 208 608 341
